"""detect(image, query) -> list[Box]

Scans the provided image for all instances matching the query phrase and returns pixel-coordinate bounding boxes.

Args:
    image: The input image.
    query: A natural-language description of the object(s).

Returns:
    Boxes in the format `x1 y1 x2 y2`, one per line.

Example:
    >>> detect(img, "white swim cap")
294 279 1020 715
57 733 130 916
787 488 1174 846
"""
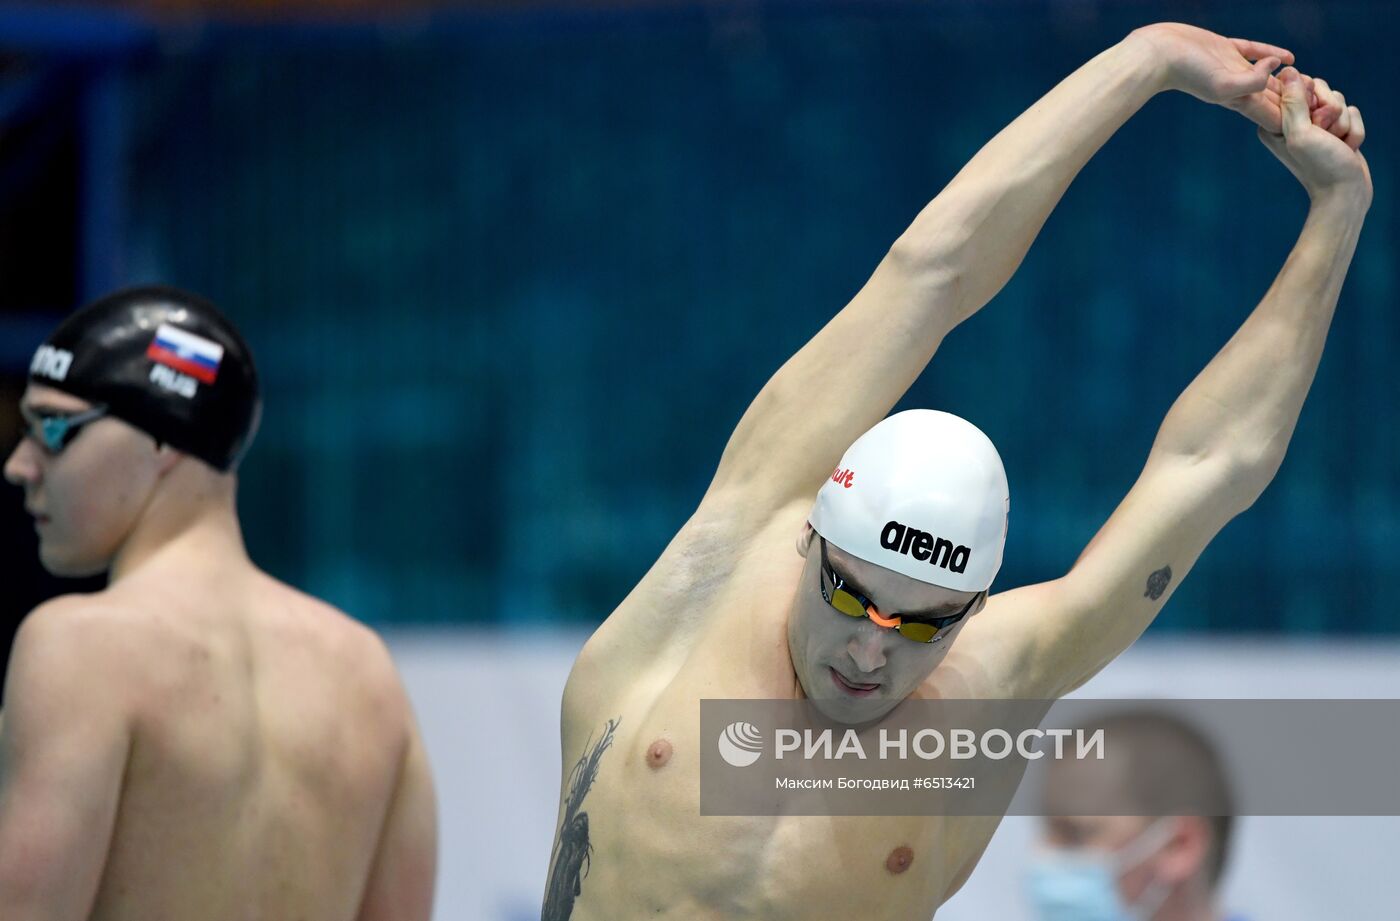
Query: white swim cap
808 410 1009 592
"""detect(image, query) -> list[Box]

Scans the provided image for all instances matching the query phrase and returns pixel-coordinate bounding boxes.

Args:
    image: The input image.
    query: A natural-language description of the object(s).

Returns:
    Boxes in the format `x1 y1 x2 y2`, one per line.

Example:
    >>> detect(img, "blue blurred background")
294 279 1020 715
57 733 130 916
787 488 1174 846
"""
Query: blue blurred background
1 0 1395 638
0 2 1396 918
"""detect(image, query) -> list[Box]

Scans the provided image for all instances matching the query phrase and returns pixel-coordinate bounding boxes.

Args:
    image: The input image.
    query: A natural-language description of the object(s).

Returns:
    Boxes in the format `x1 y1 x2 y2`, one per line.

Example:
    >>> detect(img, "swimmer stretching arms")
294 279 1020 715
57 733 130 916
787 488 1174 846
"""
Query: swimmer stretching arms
543 23 1370 921
0 289 437 920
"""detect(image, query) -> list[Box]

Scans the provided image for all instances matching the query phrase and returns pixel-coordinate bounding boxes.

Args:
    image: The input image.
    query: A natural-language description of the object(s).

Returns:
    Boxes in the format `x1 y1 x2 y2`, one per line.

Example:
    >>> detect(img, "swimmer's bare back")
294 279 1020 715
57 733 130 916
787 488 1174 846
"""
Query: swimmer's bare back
0 551 437 921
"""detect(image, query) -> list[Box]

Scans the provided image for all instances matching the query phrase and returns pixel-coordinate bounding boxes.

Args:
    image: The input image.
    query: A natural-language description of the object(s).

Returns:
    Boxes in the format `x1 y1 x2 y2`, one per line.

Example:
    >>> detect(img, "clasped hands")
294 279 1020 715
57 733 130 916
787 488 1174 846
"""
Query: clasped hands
1131 22 1370 205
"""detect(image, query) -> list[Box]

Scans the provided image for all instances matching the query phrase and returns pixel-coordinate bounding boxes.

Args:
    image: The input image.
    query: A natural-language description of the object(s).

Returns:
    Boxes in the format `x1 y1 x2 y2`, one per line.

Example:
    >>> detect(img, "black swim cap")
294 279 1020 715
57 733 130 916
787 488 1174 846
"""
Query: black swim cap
27 286 261 472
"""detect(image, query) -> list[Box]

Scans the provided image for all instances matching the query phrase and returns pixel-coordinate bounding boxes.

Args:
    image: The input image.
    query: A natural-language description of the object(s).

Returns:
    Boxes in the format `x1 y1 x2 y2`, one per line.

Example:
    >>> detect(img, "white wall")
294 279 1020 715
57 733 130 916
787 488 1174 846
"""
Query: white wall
383 630 1400 921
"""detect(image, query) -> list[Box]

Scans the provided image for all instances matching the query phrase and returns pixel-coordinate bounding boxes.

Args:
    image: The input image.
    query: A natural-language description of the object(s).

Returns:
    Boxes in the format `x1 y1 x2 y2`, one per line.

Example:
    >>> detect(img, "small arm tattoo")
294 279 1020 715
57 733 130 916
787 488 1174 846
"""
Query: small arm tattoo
1144 566 1172 601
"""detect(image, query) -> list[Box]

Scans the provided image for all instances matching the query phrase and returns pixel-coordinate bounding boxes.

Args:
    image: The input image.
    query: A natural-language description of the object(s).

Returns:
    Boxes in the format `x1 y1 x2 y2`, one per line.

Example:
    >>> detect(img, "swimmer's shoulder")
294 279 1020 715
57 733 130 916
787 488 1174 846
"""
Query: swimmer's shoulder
20 591 164 651
614 492 810 610
570 496 809 699
247 573 415 727
259 575 396 663
7 593 154 709
21 591 119 624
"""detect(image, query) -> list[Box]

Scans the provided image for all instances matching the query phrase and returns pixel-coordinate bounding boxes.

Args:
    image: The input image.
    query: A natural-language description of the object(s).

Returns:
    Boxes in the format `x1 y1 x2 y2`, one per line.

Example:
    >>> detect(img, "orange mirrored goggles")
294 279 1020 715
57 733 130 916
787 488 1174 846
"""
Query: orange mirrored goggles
818 537 981 643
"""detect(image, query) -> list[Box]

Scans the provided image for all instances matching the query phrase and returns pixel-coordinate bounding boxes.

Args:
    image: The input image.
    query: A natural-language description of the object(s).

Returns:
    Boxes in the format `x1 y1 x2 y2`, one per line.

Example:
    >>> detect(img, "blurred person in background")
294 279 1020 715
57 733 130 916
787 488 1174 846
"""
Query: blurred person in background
1031 709 1240 921
546 21 1369 921
0 287 436 921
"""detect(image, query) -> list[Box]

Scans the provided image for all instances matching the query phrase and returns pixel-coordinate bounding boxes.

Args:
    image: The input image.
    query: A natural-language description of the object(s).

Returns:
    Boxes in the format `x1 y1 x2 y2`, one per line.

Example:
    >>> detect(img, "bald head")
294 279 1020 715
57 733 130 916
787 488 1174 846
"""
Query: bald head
1044 709 1236 886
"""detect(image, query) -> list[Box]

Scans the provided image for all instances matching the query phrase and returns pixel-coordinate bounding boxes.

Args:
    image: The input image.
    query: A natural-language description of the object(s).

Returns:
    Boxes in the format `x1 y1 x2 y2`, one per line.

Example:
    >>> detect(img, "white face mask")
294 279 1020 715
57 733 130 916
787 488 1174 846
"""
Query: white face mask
1026 818 1176 921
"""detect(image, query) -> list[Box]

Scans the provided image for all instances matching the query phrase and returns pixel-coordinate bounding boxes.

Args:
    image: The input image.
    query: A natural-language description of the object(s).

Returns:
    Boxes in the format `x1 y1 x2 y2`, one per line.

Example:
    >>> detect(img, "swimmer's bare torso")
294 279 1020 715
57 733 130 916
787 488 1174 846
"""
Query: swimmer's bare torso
0 545 436 921
545 23 1368 921
553 501 1028 921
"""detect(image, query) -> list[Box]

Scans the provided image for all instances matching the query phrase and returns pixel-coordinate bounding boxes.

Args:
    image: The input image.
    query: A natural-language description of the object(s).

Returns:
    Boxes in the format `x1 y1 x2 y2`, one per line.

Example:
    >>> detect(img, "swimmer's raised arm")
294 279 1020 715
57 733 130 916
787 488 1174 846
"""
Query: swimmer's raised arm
973 70 1371 699
0 599 133 919
705 24 1290 515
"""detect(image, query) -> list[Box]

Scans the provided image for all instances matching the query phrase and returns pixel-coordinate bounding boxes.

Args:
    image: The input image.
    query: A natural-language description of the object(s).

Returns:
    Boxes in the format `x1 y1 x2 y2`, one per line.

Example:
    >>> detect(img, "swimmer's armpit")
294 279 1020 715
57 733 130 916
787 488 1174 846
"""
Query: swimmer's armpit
543 718 619 921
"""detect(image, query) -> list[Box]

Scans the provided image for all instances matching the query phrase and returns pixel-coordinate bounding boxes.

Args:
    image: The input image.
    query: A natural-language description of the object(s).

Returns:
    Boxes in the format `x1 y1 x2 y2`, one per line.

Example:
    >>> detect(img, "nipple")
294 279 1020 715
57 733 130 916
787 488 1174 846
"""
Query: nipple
885 845 914 875
646 739 673 769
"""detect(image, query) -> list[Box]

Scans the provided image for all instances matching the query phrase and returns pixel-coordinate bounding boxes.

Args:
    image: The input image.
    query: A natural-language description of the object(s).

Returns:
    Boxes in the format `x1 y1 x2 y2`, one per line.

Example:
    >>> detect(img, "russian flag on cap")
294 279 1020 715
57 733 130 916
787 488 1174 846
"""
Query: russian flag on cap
146 323 224 385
